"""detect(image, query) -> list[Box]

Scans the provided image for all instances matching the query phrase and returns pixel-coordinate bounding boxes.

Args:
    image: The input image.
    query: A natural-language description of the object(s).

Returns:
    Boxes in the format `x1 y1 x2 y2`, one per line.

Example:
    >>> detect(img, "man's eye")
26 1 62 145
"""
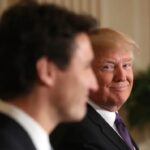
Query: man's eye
101 64 115 72
123 63 132 69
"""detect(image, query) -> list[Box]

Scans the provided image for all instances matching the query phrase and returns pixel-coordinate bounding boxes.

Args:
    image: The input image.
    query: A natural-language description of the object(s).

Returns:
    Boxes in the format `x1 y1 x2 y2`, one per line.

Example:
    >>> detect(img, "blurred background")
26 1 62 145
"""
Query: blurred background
0 0 150 149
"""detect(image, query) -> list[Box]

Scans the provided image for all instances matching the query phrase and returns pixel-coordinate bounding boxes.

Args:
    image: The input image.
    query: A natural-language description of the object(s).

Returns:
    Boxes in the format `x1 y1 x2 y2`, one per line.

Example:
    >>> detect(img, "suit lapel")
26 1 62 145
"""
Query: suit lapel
87 104 134 150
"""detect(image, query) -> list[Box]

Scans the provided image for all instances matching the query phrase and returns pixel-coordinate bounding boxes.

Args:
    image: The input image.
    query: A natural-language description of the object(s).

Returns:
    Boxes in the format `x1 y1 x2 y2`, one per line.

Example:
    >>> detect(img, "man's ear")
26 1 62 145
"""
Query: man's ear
36 57 57 86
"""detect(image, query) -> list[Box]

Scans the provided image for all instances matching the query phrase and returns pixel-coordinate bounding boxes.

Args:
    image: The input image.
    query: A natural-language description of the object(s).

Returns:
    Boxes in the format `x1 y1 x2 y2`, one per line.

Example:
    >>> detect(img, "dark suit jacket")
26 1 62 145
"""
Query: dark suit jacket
0 113 36 150
50 104 139 150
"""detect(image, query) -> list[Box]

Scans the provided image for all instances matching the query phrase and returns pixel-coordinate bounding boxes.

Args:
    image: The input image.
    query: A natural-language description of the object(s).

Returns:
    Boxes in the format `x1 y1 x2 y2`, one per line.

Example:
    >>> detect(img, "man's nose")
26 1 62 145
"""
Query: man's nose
114 65 126 81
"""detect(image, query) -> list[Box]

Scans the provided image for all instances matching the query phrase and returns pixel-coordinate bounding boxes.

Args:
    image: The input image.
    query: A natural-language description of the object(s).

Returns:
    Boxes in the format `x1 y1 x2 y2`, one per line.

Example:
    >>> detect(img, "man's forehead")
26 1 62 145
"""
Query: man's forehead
93 50 133 63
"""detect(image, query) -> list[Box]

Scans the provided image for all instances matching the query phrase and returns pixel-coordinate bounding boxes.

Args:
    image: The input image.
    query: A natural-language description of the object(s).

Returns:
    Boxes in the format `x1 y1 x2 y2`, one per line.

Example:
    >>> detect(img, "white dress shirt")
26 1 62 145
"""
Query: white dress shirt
0 100 53 150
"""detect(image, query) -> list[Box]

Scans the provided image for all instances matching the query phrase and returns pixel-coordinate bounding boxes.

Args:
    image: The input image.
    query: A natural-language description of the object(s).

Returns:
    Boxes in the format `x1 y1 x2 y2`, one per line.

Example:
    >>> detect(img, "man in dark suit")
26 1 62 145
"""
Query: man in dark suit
50 28 139 150
0 2 98 150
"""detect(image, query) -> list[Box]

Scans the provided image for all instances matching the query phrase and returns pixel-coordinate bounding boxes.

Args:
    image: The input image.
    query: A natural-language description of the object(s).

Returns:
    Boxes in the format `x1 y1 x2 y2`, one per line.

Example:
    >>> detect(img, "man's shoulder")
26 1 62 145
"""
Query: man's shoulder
0 113 23 133
0 113 36 150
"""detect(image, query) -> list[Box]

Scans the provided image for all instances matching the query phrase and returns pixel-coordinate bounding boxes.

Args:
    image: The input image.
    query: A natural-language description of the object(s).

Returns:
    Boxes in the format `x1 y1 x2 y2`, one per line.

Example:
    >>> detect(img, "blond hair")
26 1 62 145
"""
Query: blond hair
90 28 139 57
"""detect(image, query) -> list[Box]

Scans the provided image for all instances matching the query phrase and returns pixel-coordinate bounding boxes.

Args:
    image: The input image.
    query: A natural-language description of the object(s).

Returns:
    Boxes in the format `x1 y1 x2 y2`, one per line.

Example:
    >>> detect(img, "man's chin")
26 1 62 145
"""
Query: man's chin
65 106 87 123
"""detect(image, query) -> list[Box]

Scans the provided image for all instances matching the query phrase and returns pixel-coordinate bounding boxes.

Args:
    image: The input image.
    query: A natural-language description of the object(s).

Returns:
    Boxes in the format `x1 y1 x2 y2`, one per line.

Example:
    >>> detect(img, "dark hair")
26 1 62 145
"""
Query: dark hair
0 2 98 100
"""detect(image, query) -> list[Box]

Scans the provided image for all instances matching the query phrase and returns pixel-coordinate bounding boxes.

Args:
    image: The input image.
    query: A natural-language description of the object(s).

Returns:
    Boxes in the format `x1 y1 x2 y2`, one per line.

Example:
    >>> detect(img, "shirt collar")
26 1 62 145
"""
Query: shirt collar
88 100 116 128
0 100 52 150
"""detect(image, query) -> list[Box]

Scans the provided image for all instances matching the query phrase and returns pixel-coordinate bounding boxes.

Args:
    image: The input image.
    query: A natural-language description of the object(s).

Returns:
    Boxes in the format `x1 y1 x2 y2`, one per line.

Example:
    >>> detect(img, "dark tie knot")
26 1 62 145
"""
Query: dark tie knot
115 113 125 127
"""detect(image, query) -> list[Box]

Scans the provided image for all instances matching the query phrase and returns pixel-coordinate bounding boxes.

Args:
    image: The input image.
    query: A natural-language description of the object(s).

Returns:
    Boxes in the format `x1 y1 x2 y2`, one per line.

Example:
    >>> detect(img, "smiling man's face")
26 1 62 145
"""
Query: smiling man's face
90 49 134 111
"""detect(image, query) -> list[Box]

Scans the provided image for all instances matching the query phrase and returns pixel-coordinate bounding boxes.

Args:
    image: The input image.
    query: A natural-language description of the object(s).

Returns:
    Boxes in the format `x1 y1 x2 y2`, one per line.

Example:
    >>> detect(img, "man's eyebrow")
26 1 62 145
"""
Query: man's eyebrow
122 58 133 62
100 60 116 64
100 58 133 64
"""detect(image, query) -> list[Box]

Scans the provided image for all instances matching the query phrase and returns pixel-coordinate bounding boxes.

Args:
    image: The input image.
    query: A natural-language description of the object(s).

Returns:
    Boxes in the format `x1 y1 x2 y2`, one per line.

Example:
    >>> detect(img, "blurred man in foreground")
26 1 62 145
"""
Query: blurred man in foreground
0 2 98 150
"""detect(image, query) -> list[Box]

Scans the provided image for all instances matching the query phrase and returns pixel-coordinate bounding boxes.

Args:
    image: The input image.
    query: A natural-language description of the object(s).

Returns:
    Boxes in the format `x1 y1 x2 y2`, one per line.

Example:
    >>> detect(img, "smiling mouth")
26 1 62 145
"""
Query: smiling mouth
110 85 128 91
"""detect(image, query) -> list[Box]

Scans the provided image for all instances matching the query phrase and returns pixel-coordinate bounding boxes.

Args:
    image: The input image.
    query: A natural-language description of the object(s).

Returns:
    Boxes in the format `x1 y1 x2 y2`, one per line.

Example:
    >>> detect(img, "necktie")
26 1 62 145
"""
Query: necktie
115 113 133 150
